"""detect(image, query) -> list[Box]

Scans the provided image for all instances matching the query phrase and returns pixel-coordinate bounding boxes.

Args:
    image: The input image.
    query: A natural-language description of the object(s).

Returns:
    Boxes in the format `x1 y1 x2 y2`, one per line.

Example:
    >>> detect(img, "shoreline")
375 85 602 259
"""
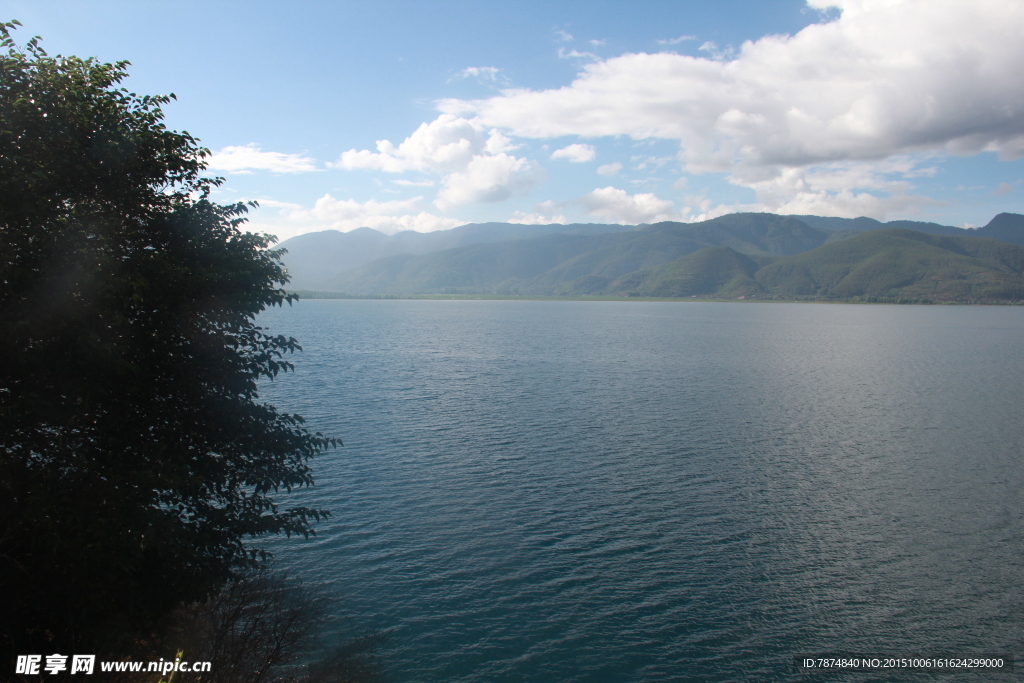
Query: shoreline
288 290 1024 305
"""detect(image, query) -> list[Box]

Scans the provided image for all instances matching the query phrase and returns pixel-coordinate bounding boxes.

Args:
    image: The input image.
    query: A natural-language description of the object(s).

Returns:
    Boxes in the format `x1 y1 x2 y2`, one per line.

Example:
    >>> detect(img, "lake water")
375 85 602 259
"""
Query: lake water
257 300 1024 682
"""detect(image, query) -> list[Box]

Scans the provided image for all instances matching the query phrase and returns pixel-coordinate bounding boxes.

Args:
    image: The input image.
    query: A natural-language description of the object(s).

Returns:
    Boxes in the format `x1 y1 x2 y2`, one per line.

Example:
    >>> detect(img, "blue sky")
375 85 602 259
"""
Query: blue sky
7 0 1024 240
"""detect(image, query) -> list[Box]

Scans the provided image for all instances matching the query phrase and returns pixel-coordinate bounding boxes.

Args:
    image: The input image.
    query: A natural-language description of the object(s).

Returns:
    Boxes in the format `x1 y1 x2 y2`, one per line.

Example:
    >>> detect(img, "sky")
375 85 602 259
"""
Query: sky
7 0 1024 241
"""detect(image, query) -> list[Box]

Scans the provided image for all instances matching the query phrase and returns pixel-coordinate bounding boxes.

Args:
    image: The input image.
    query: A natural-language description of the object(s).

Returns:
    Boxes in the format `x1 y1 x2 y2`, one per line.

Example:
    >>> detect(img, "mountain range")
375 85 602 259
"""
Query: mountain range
277 212 1024 303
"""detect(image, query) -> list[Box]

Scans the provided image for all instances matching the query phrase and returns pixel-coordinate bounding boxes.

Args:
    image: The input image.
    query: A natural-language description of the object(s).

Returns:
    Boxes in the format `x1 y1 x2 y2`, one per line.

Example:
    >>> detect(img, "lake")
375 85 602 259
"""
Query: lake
257 300 1024 682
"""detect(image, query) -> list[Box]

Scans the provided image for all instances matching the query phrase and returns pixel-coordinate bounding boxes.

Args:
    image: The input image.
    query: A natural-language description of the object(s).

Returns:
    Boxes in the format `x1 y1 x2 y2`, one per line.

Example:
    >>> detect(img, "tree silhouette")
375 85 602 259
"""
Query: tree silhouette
0 21 335 657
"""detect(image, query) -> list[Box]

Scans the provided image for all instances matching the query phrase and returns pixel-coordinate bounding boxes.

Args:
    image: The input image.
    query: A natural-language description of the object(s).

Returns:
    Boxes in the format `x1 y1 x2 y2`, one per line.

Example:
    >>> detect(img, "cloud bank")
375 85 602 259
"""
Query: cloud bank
253 195 465 238
438 0 1024 218
582 187 678 224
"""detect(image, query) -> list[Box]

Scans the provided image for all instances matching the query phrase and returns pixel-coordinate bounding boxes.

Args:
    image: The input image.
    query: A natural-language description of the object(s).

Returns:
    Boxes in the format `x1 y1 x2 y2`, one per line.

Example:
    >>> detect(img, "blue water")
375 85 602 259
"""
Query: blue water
257 300 1024 682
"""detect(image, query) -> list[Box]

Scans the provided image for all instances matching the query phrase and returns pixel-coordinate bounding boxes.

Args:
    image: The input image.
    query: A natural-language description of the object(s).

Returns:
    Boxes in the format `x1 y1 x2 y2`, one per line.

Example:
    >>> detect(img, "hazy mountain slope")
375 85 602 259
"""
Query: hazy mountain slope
277 222 631 289
326 213 827 295
283 212 1024 301
789 215 966 236
594 230 1024 301
276 227 391 290
280 213 1024 291
537 213 830 292
976 213 1024 245
790 212 1024 246
607 247 772 298
329 233 617 294
535 231 710 291
651 213 833 255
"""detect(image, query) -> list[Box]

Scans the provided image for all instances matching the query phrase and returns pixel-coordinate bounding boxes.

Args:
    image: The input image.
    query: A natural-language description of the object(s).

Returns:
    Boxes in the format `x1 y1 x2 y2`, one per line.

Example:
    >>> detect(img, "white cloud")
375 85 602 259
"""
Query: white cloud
251 198 303 210
743 156 944 218
484 130 518 154
658 35 696 45
509 211 568 225
334 114 541 211
751 163 941 218
697 41 735 61
597 162 623 176
631 155 673 171
551 143 596 163
454 66 502 81
440 0 1024 218
678 196 752 223
268 194 465 236
581 187 678 224
509 200 568 224
392 179 435 187
994 182 1013 196
558 47 599 61
451 66 510 86
436 153 545 210
207 144 318 174
332 115 487 173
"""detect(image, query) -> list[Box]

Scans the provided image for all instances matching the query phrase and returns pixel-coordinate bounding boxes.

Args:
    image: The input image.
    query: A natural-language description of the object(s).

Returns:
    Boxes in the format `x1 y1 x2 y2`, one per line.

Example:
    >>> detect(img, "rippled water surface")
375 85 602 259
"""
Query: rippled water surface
257 300 1024 682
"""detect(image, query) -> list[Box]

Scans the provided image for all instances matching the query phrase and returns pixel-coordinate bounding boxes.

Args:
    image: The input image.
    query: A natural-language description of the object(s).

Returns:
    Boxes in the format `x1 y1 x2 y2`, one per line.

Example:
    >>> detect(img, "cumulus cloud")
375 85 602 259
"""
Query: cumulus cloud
333 114 540 210
440 0 1024 218
581 187 678 224
551 143 596 163
207 144 318 174
747 158 943 218
597 162 623 176
436 154 545 210
444 0 1024 165
332 115 490 173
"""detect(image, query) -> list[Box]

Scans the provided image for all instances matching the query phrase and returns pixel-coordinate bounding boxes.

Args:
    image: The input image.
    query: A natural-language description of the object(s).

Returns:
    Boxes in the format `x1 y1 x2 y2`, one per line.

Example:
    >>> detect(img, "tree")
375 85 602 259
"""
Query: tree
0 21 335 658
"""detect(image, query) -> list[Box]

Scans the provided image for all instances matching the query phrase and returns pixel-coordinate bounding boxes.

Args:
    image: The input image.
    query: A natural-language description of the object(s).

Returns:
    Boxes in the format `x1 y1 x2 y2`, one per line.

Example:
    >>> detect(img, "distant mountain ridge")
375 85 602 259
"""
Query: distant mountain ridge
278 212 1024 303
790 213 1024 243
612 229 1024 302
277 222 635 290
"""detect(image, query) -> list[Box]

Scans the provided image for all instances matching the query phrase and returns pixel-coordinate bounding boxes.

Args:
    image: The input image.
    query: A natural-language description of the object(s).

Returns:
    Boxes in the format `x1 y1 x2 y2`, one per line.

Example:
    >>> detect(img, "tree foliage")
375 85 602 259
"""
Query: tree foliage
0 21 335 656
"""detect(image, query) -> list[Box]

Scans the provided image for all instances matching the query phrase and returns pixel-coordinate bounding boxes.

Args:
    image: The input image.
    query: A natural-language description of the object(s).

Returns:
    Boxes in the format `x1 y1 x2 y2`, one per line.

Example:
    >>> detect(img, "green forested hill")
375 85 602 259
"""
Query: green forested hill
277 222 633 290
298 212 1024 303
606 247 772 298
328 213 837 294
790 212 1024 245
607 229 1024 302
752 229 1024 301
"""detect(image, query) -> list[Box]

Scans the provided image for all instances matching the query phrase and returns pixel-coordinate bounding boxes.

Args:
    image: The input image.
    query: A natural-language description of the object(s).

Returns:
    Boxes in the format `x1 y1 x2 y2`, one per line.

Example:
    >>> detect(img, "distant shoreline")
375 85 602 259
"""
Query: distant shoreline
288 290 1023 305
